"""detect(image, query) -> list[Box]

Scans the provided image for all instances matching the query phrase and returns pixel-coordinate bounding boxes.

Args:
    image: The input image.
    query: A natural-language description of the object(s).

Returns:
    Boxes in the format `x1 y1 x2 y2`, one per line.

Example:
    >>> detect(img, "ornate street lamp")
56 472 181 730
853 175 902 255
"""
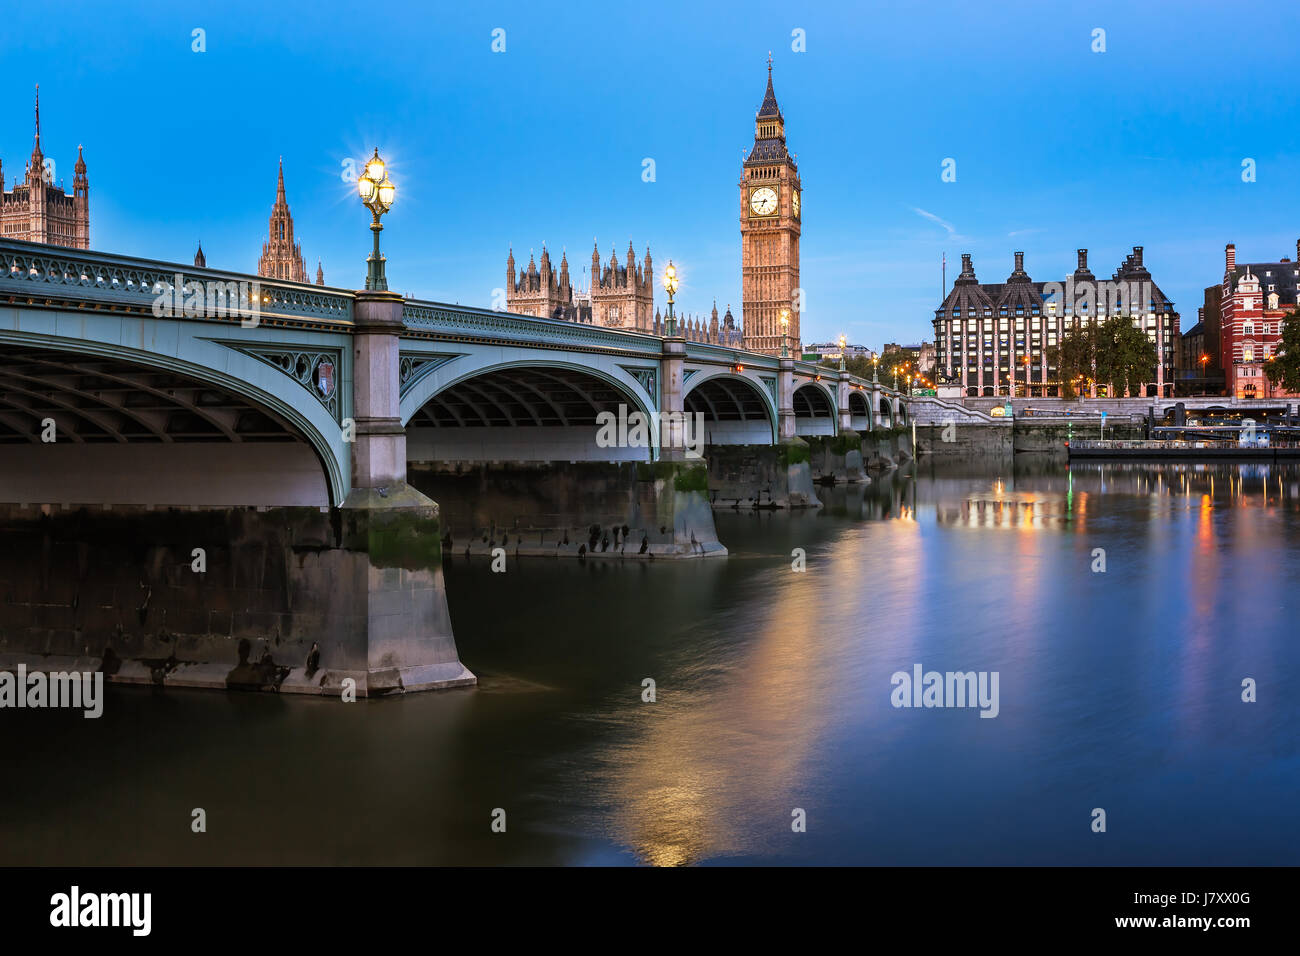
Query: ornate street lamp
838 333 847 372
662 260 679 336
358 148 396 291
872 353 879 383
780 309 790 358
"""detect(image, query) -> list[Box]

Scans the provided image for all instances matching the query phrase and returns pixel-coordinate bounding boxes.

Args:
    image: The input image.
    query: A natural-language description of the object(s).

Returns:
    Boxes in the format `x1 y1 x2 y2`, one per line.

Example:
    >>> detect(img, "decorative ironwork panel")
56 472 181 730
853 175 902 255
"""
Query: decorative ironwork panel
398 351 463 399
619 365 658 407
215 341 344 421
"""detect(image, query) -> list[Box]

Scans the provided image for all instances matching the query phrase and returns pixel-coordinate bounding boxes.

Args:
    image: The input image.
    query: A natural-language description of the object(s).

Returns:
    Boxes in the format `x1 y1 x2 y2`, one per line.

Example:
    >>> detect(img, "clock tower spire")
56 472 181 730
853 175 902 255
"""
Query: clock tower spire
740 58 801 356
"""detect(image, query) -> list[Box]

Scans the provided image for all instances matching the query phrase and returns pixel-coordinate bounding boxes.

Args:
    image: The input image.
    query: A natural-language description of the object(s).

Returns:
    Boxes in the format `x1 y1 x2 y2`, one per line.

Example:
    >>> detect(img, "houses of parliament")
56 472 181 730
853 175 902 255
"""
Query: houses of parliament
4 87 325 289
505 60 802 356
1 88 89 248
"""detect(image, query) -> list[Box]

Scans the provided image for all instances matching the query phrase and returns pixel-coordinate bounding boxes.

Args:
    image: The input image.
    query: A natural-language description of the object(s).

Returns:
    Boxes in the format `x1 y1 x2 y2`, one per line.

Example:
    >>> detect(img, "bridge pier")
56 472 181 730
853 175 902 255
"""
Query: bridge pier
0 503 475 697
337 290 476 694
348 291 411 496
659 333 687 461
778 355 797 442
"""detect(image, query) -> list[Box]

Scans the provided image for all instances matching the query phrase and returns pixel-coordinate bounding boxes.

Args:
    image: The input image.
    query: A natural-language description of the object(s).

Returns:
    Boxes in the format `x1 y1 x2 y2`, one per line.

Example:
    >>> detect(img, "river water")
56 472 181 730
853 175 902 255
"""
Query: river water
3 460 1297 865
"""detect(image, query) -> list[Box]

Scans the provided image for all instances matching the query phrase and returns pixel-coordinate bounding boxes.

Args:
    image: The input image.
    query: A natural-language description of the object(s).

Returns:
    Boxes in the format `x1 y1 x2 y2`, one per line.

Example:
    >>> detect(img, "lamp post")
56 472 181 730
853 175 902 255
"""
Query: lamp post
780 309 790 358
662 260 679 336
872 353 879 384
1200 353 1209 396
838 333 847 372
1023 354 1031 398
357 148 396 291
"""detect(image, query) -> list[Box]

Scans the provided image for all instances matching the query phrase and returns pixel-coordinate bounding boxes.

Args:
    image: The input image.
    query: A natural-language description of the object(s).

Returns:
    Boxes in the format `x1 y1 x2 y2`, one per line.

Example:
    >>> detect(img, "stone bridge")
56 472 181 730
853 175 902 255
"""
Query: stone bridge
0 238 908 508
0 238 912 696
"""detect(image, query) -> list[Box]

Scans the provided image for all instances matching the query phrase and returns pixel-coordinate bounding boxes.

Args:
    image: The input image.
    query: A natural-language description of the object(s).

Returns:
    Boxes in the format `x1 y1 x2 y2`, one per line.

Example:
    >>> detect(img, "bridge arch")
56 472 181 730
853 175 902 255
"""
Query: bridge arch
793 381 838 436
895 398 909 426
682 371 777 445
402 355 658 462
848 389 873 431
0 332 346 506
878 394 893 428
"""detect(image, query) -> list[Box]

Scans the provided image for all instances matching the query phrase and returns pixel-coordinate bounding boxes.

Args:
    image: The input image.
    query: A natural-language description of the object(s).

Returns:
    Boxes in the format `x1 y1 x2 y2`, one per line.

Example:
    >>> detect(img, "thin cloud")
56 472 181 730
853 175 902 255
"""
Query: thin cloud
913 207 958 237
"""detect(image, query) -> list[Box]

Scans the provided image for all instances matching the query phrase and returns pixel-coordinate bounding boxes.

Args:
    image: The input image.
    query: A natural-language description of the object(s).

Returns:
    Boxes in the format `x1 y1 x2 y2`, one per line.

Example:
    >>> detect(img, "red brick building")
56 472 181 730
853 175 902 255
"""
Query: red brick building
1218 242 1300 399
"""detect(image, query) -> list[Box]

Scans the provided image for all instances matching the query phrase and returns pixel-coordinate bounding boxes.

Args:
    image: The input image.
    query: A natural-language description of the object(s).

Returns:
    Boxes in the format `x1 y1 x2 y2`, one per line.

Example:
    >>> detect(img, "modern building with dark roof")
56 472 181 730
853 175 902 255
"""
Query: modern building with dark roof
932 247 1179 397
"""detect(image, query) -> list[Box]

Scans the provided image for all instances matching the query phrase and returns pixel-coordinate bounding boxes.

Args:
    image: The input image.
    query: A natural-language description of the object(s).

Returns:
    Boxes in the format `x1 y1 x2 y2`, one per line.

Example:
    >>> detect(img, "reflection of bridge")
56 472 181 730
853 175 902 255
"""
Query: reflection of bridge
1 239 909 507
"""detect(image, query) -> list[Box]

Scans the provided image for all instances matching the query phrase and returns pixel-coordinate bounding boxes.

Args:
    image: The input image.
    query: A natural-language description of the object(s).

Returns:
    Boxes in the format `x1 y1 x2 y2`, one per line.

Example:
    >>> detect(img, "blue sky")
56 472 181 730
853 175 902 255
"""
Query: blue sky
4 0 1298 347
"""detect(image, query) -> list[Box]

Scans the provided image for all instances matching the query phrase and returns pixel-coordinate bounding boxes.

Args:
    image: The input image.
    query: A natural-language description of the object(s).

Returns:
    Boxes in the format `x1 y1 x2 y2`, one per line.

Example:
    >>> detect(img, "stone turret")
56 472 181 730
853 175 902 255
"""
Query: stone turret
257 160 311 282
0 85 90 248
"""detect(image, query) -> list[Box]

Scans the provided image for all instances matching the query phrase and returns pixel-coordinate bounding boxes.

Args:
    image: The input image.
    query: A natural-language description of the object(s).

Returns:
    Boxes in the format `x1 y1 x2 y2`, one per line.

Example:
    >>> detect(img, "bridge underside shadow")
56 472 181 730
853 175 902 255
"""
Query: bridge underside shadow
0 343 470 698
404 364 725 559
684 376 774 445
0 345 331 507
849 390 873 432
406 366 653 463
794 383 836 437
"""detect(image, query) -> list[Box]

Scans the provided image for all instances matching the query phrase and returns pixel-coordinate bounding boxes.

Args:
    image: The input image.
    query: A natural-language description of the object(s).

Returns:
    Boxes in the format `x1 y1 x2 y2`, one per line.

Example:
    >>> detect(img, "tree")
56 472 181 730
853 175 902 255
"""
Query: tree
1264 309 1300 394
1049 321 1100 400
1049 316 1156 398
1098 315 1158 397
818 355 877 379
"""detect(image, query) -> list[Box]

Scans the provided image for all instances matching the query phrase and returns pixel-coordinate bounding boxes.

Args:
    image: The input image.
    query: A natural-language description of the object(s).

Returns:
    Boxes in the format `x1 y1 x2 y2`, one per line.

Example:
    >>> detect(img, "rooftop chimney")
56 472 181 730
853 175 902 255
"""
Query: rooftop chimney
1014 251 1024 272
960 253 974 276
1077 248 1088 271
1226 243 1236 273
1132 245 1143 267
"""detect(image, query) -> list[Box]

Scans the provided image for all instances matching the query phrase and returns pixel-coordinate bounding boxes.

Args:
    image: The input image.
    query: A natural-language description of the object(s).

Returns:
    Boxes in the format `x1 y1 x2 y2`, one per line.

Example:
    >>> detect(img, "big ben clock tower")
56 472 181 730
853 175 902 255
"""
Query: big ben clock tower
740 57 801 356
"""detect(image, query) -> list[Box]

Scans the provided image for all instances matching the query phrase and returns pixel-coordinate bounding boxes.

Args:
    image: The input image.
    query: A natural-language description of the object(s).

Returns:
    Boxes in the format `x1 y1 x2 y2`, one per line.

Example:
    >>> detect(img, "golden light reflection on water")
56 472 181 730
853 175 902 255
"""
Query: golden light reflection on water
602 570 834 864
601 515 923 866
581 463 1300 865
930 464 1300 533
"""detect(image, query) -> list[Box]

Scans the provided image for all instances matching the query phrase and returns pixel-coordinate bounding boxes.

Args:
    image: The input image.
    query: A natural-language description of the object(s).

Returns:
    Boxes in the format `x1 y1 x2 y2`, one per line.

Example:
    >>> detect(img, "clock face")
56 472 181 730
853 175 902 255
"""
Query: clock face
749 186 778 216
792 190 801 218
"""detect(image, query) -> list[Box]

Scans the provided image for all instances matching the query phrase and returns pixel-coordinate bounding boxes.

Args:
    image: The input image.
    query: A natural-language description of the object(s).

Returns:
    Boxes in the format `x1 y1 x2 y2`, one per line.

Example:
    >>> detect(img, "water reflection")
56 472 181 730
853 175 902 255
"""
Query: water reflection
2 461 1298 866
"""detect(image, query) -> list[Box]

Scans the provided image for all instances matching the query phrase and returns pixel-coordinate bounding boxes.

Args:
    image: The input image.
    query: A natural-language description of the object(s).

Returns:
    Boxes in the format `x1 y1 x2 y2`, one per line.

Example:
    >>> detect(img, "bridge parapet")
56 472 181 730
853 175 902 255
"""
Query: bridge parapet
402 298 663 353
1 238 353 326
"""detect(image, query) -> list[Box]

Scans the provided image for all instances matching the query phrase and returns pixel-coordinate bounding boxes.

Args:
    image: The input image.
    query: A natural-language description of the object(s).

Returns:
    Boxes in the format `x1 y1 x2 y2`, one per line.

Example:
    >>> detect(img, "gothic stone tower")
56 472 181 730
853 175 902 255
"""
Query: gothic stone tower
506 245 574 318
258 159 309 283
0 86 90 249
590 241 653 330
740 59 800 356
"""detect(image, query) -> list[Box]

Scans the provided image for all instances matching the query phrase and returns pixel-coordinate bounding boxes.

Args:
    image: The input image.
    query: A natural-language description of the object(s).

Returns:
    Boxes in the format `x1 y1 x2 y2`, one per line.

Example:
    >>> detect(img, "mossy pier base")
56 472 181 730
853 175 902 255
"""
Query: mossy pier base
408 459 726 559
805 431 867 484
705 437 824 509
0 486 475 697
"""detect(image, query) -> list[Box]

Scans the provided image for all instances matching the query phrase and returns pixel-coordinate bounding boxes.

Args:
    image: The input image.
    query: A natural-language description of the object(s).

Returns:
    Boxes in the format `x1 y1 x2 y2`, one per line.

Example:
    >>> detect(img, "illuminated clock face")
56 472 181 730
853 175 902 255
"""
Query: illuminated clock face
749 186 778 216
792 190 801 218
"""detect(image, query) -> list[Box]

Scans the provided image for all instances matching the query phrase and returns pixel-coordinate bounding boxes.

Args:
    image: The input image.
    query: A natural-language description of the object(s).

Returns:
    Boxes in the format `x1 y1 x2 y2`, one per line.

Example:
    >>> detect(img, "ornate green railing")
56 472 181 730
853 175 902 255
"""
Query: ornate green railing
0 239 899 398
0 238 354 323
